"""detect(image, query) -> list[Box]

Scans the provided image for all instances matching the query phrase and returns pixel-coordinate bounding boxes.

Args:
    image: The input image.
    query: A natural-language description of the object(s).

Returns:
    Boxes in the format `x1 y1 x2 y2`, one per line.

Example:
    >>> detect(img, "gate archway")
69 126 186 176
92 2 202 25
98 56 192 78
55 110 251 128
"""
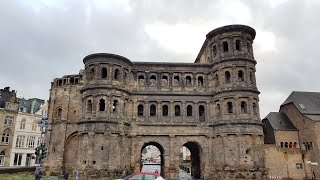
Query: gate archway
181 141 202 179
63 132 78 173
140 142 165 178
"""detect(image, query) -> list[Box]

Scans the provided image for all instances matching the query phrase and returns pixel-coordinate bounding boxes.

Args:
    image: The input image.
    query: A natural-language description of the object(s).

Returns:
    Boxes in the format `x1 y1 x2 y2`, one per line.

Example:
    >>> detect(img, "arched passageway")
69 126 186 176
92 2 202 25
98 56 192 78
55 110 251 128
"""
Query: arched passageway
180 142 202 179
63 132 79 173
140 142 165 178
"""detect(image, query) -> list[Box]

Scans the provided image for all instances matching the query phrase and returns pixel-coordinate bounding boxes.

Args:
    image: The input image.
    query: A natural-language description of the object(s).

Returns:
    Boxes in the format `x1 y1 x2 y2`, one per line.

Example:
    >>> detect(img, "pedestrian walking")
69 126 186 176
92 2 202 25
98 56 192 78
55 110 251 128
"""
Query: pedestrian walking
63 171 69 180
75 170 79 180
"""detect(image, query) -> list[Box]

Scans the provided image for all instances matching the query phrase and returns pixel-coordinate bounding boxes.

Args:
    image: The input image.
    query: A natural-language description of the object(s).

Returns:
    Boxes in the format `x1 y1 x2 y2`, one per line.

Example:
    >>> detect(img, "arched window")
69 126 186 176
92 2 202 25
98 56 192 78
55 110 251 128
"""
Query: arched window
138 75 145 84
175 105 181 116
1 129 10 144
113 100 118 112
306 142 310 150
247 41 251 53
293 142 297 148
199 105 205 122
285 142 288 148
249 72 254 84
310 142 313 150
99 99 105 111
186 76 192 86
216 104 221 117
225 71 231 83
253 103 258 115
32 120 37 131
212 45 217 57
20 119 26 129
0 150 5 166
101 67 107 78
187 105 192 117
56 108 62 119
162 105 168 116
174 76 180 86
114 69 120 80
280 142 284 148
198 76 204 87
162 76 168 86
150 105 156 116
215 74 219 86
138 105 144 116
238 70 244 81
90 68 95 76
87 100 92 112
236 40 241 51
241 101 248 113
223 41 229 52
289 142 293 148
227 102 233 113
150 75 156 85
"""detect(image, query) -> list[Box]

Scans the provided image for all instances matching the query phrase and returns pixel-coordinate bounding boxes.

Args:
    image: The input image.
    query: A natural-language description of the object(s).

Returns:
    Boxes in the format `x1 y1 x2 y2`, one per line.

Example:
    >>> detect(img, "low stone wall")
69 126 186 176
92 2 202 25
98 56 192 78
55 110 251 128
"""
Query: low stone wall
0 166 35 174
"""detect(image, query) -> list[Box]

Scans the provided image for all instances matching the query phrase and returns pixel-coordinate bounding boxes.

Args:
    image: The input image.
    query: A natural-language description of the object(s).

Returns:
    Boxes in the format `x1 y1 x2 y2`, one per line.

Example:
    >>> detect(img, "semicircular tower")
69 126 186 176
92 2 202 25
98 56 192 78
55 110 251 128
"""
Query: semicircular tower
196 25 265 178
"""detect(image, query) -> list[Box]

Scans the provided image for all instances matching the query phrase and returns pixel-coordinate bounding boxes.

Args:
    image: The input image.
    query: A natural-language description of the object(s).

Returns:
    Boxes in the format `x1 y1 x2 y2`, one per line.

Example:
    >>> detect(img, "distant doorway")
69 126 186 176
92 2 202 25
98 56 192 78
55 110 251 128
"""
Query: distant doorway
180 142 201 179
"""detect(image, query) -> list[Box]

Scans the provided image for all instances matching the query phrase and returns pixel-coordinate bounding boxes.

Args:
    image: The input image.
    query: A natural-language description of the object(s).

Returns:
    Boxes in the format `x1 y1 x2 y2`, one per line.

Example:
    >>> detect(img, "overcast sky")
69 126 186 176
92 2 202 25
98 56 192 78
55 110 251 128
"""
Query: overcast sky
0 0 319 118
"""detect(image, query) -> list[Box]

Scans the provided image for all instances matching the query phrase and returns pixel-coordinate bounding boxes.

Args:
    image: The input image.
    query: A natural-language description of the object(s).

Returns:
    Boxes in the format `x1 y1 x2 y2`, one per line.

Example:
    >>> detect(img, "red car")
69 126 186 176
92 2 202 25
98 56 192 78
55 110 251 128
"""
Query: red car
123 172 164 180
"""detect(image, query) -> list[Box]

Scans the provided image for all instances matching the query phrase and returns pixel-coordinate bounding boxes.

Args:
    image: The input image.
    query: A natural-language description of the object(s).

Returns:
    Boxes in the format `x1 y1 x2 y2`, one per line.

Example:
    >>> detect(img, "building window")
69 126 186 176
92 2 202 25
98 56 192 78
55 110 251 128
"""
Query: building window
235 40 241 51
225 71 231 83
27 136 36 148
296 163 303 169
227 102 233 113
212 45 217 57
37 137 44 148
101 67 107 78
1 129 10 144
280 142 284 148
249 72 254 84
150 105 156 116
223 41 229 52
187 105 192 117
162 76 168 86
285 142 288 148
138 75 145 84
198 76 204 87
175 105 181 116
186 76 192 86
199 105 205 122
32 120 37 131
113 100 118 112
216 104 221 117
99 99 105 111
13 153 23 166
56 108 62 119
240 101 248 113
4 116 13 126
114 69 120 80
0 151 5 166
87 100 93 112
238 70 244 81
162 105 168 116
150 75 157 85
20 119 26 129
16 135 25 148
253 103 258 115
174 76 180 86
138 105 144 116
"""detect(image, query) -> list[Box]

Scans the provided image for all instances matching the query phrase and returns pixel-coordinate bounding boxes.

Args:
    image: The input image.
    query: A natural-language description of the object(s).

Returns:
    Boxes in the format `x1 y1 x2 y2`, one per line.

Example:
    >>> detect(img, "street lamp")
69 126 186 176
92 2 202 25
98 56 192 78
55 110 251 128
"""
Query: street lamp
307 161 318 180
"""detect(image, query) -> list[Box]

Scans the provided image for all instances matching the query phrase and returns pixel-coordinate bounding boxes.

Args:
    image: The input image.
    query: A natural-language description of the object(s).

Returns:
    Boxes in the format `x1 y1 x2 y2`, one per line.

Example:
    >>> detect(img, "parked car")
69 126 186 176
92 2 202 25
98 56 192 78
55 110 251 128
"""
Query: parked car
122 172 164 180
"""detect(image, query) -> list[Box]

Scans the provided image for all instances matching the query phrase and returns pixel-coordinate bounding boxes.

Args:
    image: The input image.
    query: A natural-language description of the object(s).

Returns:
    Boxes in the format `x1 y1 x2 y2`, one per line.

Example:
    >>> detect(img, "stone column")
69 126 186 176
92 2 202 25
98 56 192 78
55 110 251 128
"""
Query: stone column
170 101 174 122
157 101 161 122
182 101 186 122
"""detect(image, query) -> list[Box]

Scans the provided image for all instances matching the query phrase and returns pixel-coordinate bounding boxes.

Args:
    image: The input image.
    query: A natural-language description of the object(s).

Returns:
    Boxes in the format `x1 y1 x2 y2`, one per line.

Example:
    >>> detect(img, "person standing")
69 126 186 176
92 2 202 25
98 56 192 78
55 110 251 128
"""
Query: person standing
75 170 79 180
63 171 69 180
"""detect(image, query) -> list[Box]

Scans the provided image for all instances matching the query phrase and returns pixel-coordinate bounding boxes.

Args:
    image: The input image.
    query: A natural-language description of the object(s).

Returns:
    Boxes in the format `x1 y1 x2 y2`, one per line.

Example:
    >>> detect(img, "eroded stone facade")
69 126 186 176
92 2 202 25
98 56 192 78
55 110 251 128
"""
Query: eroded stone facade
46 24 266 179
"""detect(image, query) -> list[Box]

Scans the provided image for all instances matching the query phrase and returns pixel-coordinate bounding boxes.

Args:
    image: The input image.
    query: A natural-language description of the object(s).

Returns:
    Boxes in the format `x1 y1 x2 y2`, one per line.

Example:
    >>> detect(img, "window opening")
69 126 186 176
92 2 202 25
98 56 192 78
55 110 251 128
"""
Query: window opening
225 71 231 83
175 105 181 116
114 69 119 80
87 100 92 112
99 99 105 111
223 41 229 52
150 105 156 116
238 70 244 81
138 105 144 116
187 105 192 116
113 100 118 112
199 105 205 122
227 102 233 113
186 76 192 86
198 76 204 87
241 101 247 113
212 45 217 57
162 105 168 116
236 40 241 51
101 67 107 78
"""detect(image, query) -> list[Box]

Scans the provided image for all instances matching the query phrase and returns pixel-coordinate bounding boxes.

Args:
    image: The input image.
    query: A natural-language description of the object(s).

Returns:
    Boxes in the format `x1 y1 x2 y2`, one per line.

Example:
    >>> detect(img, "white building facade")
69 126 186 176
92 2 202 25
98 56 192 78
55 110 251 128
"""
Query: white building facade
9 99 48 167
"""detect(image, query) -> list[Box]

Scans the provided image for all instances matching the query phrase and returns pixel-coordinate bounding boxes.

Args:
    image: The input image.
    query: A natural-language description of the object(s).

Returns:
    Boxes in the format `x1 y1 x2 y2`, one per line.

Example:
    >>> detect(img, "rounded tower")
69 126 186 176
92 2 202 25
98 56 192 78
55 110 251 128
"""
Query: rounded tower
197 25 265 178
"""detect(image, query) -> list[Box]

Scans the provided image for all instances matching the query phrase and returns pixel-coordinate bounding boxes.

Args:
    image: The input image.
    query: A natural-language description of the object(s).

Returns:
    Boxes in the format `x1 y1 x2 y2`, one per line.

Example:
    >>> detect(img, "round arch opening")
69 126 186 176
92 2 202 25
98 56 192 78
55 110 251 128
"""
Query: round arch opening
180 141 202 179
140 142 165 178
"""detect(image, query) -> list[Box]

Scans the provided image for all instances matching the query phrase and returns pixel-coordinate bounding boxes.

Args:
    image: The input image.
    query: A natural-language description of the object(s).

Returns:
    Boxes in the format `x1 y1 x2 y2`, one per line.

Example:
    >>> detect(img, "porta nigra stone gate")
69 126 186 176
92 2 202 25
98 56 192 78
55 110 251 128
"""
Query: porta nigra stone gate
46 24 266 179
